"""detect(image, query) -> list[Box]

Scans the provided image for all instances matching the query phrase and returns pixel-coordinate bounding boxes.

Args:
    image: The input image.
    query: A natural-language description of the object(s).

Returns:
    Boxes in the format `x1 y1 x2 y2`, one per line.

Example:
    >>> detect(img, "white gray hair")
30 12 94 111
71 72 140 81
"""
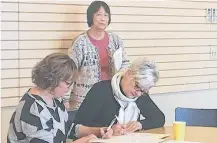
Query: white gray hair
129 57 159 90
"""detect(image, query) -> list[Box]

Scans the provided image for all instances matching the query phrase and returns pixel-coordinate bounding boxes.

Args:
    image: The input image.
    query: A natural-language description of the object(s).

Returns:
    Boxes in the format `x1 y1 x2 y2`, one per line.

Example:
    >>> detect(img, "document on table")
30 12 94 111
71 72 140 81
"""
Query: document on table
163 141 204 143
90 133 171 143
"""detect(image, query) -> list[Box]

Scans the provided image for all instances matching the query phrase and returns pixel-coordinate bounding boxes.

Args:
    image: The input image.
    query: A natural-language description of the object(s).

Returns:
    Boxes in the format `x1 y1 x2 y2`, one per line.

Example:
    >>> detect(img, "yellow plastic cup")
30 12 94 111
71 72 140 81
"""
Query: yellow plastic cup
173 121 186 141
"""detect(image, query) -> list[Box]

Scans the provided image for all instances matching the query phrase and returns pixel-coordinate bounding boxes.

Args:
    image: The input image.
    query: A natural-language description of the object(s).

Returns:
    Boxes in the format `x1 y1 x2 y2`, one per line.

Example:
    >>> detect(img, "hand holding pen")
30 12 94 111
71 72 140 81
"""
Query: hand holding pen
99 115 116 139
125 121 142 132
100 127 113 139
99 116 119 139
110 115 126 136
114 115 142 133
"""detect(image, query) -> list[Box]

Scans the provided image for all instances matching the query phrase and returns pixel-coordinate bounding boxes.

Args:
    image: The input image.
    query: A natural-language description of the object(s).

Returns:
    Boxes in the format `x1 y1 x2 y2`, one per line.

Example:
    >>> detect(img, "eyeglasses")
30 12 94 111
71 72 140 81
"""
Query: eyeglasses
134 81 149 95
65 81 74 88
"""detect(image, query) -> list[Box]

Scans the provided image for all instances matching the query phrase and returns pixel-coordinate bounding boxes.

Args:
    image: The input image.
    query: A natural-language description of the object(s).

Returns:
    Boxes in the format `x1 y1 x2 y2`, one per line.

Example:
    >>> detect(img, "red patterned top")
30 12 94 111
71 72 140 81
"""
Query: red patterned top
88 32 110 80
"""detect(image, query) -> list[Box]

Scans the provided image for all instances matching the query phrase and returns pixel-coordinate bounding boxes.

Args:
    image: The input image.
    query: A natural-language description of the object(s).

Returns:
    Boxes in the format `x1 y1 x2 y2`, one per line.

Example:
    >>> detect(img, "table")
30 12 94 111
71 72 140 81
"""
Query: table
141 126 217 143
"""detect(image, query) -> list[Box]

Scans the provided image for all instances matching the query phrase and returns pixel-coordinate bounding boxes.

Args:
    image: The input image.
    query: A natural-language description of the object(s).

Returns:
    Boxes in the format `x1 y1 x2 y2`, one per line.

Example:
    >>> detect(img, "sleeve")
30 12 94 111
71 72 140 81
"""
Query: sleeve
137 95 165 130
68 36 84 69
20 110 54 142
66 122 76 139
65 110 78 139
74 82 104 127
65 36 84 101
115 34 130 71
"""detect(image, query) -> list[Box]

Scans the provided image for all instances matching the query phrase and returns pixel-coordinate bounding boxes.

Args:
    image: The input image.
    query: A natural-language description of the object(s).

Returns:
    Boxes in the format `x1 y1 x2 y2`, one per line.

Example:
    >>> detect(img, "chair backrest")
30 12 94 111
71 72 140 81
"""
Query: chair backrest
175 107 217 127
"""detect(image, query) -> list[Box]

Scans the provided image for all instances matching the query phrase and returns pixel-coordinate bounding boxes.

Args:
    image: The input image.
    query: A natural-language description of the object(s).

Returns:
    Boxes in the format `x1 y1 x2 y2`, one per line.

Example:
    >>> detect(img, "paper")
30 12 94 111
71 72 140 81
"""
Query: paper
90 133 170 143
113 48 123 72
164 141 204 143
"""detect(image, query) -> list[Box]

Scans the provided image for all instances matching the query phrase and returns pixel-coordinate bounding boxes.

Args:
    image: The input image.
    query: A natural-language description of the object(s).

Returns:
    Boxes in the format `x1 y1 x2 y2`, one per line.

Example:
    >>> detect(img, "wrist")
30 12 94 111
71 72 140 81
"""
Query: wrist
86 127 102 138
75 124 82 138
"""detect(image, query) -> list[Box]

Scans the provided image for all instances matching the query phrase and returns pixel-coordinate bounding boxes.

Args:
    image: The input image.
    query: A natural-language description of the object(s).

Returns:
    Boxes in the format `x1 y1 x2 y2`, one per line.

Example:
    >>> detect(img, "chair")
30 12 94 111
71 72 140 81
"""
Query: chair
175 107 217 127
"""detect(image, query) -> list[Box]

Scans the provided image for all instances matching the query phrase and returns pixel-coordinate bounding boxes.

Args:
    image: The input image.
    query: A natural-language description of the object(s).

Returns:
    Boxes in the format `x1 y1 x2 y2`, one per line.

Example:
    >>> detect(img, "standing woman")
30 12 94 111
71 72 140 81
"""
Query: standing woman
67 1 130 109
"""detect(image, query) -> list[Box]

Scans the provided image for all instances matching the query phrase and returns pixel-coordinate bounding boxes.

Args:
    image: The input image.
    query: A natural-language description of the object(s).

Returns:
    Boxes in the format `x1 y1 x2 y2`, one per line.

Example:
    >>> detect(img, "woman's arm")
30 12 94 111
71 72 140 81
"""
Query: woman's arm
119 39 130 70
64 36 84 103
137 95 165 130
68 36 84 69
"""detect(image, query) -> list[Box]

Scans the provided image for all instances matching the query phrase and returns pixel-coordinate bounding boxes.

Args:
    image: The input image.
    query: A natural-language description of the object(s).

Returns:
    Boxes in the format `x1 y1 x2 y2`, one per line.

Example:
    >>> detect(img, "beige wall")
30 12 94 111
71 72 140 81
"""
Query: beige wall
1 0 217 107
1 107 15 143
1 0 217 142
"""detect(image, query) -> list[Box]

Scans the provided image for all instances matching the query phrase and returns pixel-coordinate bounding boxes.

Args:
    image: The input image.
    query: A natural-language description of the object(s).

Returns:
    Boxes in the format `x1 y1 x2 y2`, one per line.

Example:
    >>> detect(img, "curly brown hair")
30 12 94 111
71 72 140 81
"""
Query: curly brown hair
32 53 77 90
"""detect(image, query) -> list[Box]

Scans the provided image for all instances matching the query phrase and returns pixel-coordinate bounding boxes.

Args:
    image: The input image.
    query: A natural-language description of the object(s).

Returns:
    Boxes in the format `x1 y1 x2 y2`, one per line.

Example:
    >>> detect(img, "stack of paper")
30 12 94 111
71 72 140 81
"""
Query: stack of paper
90 133 171 143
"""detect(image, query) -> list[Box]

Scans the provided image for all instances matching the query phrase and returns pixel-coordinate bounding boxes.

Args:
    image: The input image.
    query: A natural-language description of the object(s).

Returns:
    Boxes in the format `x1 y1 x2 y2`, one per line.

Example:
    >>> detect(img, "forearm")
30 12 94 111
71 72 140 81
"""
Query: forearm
78 125 102 138
138 96 165 130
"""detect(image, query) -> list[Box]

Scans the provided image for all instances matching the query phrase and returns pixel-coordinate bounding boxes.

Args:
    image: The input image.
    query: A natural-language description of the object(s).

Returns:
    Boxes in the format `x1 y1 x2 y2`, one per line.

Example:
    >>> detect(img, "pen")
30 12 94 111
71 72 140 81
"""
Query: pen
115 115 125 135
107 116 117 131
115 115 121 123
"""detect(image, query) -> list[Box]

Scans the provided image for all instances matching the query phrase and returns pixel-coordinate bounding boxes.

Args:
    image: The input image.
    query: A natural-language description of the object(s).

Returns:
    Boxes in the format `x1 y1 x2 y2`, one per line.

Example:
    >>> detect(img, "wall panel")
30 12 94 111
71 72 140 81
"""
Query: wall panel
1 0 217 107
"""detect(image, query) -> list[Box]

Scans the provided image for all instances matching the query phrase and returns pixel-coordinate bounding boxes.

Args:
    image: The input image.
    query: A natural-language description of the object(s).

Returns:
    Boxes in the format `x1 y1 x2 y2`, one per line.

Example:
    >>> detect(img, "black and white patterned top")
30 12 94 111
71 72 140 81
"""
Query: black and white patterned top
7 91 75 143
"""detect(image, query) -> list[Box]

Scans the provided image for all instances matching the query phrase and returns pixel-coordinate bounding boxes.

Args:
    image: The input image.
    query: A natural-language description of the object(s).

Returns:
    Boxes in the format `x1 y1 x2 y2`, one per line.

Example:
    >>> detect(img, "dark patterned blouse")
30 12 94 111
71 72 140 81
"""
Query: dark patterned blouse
7 91 75 143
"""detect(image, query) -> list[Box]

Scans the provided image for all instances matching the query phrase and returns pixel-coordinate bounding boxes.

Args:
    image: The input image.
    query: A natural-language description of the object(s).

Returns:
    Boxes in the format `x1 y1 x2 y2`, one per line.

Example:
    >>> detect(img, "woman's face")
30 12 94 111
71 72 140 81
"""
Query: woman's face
121 71 149 98
92 7 109 30
52 80 73 98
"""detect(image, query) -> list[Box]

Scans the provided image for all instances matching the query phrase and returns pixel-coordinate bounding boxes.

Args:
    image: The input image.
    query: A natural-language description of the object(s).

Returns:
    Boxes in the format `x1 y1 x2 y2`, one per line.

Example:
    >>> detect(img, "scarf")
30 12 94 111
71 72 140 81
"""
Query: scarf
111 72 140 124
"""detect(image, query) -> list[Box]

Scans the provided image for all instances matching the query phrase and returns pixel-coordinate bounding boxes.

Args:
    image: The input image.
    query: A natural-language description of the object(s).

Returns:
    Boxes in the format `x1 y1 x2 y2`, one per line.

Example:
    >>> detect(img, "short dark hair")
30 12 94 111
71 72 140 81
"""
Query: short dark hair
87 1 111 27
32 53 77 90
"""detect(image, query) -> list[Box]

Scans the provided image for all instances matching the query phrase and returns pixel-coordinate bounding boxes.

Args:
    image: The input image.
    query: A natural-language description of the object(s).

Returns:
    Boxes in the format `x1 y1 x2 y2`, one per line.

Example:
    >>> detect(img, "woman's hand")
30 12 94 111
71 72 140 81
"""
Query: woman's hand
125 121 142 133
100 127 113 139
73 134 97 143
112 123 126 136
63 101 70 109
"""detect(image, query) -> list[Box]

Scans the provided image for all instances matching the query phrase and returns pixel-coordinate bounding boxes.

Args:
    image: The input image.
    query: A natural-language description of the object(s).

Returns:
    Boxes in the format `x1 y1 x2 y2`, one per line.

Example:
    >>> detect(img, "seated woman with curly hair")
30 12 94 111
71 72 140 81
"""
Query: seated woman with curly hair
7 53 112 143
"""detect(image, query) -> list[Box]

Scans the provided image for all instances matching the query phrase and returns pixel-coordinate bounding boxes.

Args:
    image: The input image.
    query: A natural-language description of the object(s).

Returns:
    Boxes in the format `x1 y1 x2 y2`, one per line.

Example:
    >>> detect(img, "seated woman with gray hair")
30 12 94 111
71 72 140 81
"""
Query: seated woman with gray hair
74 57 165 135
7 53 113 143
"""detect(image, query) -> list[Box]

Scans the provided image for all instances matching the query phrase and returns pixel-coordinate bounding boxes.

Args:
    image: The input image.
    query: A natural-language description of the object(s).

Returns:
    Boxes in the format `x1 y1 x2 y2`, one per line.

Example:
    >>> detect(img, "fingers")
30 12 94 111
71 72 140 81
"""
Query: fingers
121 124 127 129
101 128 113 139
125 121 141 133
100 128 105 138
113 123 122 129
105 129 113 139
86 134 97 140
112 123 125 136
87 134 97 143
86 134 97 143
63 101 70 109
126 123 137 132
112 124 122 136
